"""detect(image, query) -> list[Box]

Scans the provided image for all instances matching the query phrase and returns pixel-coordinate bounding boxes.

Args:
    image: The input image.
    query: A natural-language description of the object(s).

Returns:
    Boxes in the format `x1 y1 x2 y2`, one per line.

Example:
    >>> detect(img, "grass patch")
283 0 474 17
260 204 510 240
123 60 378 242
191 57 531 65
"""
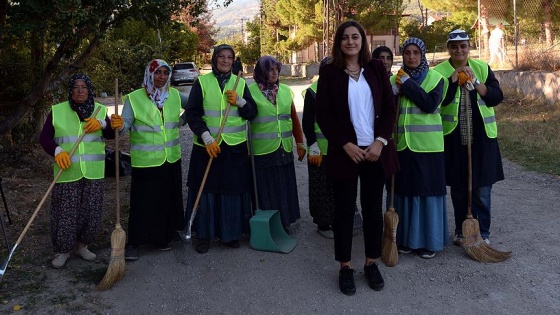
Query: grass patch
496 87 560 175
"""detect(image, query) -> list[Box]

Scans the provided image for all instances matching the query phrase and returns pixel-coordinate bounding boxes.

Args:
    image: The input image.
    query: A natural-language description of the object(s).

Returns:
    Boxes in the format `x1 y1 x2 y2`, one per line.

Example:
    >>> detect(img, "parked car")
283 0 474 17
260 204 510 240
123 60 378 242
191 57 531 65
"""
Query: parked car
171 62 199 85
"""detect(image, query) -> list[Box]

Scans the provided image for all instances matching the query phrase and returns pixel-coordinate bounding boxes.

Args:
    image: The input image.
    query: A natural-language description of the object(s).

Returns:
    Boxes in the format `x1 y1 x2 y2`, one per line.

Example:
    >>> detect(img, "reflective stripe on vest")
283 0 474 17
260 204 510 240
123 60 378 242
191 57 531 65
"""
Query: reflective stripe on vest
249 83 294 155
433 59 497 138
390 70 447 153
195 73 248 146
303 81 328 154
52 102 107 183
126 88 181 167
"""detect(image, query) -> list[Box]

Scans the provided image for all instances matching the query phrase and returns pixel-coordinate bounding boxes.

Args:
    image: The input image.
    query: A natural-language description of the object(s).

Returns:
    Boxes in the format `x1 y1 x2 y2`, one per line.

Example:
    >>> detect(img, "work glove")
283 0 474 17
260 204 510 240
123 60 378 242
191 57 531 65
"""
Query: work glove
307 153 323 167
83 118 102 133
296 143 306 161
395 69 409 87
55 151 71 170
458 71 471 86
225 90 247 107
110 114 124 130
202 131 221 158
391 84 400 95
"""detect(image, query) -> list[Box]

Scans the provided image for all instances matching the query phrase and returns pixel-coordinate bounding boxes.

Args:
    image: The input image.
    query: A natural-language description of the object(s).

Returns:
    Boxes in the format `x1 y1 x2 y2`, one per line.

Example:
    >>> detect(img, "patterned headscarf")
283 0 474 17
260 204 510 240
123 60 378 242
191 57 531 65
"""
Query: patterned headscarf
68 73 95 121
143 59 172 109
253 55 281 104
211 44 235 90
401 38 429 84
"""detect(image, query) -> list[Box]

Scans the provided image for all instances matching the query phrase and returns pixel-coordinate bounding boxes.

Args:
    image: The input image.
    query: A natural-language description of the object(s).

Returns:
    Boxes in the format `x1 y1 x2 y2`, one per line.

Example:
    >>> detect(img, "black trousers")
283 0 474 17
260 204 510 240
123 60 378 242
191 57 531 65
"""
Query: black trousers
332 160 385 263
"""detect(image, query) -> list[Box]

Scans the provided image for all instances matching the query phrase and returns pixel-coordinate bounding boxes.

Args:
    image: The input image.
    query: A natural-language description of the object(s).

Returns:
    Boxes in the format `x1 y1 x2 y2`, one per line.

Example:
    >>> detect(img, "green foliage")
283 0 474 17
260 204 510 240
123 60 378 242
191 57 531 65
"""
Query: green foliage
239 17 262 66
0 0 210 137
398 16 472 53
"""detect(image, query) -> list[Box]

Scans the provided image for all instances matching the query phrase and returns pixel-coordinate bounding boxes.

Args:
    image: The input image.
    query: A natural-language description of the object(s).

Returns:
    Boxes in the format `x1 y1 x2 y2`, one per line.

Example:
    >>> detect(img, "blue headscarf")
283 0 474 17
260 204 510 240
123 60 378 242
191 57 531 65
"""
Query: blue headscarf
401 38 429 84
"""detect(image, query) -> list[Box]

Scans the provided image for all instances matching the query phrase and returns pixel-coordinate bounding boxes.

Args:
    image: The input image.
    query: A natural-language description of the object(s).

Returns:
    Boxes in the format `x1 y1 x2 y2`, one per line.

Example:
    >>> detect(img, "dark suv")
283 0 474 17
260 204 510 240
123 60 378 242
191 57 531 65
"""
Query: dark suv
171 62 199 85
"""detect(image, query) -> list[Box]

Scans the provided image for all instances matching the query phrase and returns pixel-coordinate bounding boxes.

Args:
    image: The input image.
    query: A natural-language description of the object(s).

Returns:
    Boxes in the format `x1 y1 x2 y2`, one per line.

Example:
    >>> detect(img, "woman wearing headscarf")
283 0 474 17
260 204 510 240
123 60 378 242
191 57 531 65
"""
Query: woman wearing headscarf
183 44 257 254
39 74 115 268
390 38 449 259
372 46 394 76
249 55 306 233
112 59 188 260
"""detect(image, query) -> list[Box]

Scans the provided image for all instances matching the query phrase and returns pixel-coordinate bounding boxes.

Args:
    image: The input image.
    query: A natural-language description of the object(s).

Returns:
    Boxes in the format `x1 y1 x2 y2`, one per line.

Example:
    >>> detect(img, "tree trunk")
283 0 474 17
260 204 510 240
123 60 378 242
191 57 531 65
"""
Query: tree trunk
542 0 554 47
0 36 100 136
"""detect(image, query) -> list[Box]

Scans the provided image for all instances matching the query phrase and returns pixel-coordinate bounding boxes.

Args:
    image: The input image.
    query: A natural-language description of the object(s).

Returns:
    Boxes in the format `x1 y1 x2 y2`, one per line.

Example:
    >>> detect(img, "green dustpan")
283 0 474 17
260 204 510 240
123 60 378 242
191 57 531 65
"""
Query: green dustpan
247 122 297 253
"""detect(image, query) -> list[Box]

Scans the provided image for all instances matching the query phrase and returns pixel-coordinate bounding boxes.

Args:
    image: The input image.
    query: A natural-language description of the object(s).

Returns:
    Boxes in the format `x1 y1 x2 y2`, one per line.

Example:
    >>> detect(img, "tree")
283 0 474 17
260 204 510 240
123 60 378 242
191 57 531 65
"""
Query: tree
0 0 211 141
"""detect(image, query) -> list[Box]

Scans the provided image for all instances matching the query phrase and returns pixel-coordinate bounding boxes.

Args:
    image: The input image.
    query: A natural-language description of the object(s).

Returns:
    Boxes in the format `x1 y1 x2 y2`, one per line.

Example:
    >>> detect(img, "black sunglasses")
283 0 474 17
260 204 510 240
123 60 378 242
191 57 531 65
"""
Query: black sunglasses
448 31 469 40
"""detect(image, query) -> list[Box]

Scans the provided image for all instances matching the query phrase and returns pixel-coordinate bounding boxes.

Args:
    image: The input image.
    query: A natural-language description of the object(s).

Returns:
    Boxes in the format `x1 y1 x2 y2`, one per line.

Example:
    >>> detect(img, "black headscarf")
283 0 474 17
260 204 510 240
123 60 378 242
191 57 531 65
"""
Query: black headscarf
211 44 235 90
68 73 95 121
372 46 393 60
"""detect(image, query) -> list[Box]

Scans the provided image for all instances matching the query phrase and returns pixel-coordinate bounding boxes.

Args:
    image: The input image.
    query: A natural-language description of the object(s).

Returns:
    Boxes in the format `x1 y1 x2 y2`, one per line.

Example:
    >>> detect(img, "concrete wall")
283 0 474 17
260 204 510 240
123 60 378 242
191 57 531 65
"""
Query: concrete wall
494 70 560 106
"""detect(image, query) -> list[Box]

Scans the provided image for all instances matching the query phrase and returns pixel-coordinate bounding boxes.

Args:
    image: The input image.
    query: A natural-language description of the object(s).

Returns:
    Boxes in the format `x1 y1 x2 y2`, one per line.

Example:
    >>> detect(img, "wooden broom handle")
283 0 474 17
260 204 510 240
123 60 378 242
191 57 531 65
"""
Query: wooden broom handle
389 95 401 208
14 106 102 247
114 78 121 225
464 86 473 216
191 73 242 212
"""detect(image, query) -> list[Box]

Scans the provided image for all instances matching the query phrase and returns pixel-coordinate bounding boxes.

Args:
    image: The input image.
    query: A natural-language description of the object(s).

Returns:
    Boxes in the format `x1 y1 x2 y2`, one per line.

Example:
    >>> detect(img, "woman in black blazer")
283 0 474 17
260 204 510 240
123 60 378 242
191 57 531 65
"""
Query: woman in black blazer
315 20 399 296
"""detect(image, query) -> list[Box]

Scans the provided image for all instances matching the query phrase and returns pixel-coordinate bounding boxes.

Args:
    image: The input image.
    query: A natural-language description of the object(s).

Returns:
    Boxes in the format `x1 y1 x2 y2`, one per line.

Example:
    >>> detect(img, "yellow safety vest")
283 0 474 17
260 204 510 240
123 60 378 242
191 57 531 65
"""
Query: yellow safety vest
390 70 447 152
125 88 181 167
249 83 293 155
52 102 107 183
302 81 328 154
195 73 248 146
433 58 497 138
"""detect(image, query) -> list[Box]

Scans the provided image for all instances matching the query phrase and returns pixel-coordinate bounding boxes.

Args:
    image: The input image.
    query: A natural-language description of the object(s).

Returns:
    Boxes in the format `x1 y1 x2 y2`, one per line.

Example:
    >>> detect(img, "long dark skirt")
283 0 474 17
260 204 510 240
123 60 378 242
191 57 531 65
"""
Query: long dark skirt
50 178 104 253
127 160 185 246
307 156 335 227
185 191 252 242
255 159 301 230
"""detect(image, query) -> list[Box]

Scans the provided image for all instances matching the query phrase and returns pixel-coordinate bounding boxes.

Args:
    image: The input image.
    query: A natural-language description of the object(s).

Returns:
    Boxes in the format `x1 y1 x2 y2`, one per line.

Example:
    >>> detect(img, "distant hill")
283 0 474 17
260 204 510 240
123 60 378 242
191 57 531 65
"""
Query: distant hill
210 0 260 38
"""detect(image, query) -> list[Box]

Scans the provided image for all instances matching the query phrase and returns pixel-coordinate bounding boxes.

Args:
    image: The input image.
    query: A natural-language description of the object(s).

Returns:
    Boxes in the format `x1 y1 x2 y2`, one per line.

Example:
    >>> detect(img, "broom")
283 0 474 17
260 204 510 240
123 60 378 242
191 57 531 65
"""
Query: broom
381 95 400 267
97 78 126 290
461 84 511 263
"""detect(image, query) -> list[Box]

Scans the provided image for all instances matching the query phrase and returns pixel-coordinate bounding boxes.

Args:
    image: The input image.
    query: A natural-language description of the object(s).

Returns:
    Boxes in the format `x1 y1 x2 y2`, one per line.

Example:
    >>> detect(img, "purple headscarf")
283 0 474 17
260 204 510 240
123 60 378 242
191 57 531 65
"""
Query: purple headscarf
253 56 281 104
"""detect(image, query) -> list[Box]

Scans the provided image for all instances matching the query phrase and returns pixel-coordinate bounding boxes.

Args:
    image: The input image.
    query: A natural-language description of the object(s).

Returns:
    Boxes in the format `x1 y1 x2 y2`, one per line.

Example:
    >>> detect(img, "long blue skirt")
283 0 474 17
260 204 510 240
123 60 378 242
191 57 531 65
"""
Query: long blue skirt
394 195 449 252
185 191 252 243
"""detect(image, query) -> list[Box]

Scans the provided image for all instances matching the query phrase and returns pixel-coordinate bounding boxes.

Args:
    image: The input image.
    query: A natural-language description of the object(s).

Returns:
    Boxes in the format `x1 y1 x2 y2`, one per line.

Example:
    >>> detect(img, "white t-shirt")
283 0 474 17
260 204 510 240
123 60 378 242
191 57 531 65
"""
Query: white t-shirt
489 27 503 49
347 70 375 146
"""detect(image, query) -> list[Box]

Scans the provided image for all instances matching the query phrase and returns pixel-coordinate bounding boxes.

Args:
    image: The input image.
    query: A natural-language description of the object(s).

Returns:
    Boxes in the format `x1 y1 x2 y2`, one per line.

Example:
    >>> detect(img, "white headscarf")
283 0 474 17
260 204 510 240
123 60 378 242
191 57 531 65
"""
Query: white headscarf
143 59 172 108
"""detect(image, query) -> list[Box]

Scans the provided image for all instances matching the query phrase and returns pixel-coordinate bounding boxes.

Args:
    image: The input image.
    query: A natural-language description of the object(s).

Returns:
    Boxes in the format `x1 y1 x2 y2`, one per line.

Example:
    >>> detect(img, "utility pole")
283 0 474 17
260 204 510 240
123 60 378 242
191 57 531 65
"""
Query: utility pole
239 17 248 35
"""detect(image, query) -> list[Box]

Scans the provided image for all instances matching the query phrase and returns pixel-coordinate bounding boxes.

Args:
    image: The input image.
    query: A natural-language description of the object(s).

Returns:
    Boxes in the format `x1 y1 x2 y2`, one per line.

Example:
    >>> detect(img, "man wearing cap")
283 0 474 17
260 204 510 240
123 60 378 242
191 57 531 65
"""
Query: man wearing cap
434 30 505 247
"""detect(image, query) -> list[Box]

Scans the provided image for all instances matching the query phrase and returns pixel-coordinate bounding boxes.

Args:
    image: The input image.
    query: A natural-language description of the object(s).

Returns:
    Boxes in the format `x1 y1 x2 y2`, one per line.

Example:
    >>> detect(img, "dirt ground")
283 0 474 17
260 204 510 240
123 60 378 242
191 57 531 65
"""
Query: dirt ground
1 92 560 314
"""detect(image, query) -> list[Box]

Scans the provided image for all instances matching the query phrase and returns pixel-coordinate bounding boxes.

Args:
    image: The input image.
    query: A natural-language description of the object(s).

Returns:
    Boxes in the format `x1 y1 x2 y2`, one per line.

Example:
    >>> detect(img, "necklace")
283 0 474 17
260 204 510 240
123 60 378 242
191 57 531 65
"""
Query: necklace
345 67 361 81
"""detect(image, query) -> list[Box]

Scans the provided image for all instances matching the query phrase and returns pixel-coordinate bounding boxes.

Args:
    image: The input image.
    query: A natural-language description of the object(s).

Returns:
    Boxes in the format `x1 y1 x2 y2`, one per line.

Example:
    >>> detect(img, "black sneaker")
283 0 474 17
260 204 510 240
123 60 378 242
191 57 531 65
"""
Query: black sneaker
124 245 138 261
338 266 356 296
194 240 210 254
154 243 172 251
222 240 240 248
398 245 412 254
364 262 384 291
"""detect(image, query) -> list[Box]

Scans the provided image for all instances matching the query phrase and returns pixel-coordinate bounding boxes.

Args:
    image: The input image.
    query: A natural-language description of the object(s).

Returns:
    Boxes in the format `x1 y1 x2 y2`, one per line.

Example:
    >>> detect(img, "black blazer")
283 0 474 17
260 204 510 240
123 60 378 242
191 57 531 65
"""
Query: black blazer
315 59 399 180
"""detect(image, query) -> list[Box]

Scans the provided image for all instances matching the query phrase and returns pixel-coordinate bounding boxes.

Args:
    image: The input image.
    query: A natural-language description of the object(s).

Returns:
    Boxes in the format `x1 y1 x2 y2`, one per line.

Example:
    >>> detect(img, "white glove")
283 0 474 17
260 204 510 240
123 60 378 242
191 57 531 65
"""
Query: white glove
308 142 320 156
201 131 215 145
236 95 247 107
392 84 400 95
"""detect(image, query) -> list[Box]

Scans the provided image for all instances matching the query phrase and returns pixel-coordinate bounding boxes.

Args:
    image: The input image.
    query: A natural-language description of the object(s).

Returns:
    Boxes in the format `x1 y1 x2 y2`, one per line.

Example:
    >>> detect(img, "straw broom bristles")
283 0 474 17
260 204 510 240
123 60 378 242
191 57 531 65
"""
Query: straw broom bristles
461 84 511 263
96 224 126 290
462 215 511 263
381 205 399 267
